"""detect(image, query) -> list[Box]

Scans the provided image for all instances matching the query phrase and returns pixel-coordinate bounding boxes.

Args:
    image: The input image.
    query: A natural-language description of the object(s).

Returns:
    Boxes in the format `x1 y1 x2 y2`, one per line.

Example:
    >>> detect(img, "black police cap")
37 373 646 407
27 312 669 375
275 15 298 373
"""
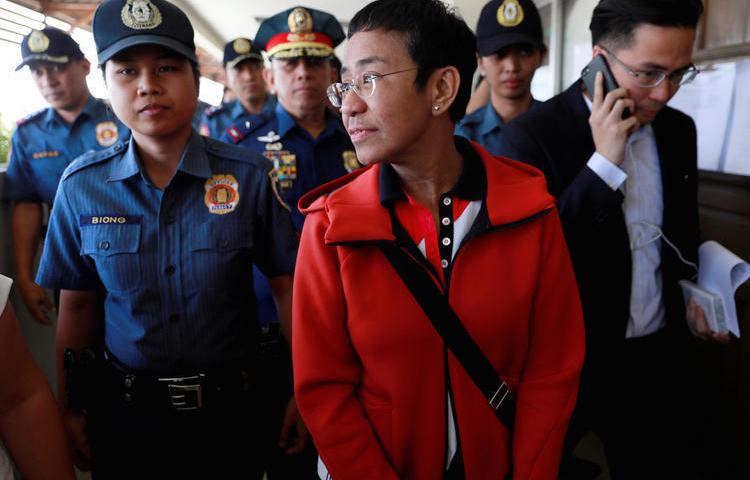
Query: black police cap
16 27 84 71
255 6 344 59
223 38 263 68
93 0 197 65
476 0 544 56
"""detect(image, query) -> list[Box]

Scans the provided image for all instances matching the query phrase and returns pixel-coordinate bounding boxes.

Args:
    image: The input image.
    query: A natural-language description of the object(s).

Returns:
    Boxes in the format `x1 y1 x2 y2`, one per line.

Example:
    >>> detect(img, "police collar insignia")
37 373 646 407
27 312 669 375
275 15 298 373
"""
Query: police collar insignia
233 38 251 54
288 8 313 34
257 131 281 143
204 175 240 215
96 121 119 147
28 30 50 53
343 150 359 173
121 0 163 30
497 0 524 27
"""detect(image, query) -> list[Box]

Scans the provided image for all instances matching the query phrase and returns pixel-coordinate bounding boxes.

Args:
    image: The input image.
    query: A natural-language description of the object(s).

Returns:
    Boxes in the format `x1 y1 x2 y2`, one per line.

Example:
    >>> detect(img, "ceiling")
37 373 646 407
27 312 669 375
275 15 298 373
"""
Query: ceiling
4 0 485 82
5 0 376 80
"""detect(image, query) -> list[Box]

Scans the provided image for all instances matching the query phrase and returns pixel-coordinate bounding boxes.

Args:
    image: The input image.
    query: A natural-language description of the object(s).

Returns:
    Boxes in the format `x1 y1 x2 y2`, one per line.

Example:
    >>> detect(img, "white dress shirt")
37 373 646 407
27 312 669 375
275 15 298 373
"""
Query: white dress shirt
583 95 666 338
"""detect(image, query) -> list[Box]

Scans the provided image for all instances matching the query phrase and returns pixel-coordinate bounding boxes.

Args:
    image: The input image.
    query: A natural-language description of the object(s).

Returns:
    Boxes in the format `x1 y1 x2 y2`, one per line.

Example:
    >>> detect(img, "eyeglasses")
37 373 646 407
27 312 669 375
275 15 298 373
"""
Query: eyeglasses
327 67 418 108
600 46 699 88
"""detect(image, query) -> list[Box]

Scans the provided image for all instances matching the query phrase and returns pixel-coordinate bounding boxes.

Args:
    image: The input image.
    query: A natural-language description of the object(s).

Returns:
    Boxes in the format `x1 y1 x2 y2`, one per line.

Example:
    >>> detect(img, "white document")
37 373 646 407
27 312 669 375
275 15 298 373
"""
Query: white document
695 241 750 337
724 60 750 176
669 62 736 172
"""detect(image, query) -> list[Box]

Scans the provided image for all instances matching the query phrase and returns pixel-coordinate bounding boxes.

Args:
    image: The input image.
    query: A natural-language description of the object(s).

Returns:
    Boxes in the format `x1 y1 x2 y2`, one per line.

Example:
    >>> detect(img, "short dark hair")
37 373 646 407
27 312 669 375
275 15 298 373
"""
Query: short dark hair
348 0 476 123
590 0 703 50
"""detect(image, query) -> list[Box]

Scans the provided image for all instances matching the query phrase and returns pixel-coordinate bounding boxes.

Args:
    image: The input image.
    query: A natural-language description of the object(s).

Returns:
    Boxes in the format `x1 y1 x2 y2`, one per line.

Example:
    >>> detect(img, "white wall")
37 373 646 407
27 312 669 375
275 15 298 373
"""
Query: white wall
561 0 597 89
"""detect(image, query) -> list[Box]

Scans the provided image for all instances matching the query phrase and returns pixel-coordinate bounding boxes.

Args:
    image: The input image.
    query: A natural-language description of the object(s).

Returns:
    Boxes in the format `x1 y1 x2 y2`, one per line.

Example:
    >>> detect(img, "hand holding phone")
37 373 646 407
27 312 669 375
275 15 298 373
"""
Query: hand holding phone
581 54 639 166
581 54 629 118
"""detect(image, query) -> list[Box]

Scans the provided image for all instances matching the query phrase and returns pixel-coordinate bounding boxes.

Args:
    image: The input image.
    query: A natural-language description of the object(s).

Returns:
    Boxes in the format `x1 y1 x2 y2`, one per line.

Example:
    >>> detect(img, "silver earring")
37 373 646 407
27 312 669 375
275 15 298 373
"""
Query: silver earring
433 105 440 111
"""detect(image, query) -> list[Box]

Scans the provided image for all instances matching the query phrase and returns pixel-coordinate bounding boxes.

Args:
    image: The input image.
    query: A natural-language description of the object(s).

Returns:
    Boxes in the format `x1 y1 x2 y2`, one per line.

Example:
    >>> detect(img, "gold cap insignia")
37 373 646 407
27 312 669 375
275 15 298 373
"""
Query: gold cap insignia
288 7 313 34
497 0 524 28
121 0 162 30
28 30 50 53
233 38 251 54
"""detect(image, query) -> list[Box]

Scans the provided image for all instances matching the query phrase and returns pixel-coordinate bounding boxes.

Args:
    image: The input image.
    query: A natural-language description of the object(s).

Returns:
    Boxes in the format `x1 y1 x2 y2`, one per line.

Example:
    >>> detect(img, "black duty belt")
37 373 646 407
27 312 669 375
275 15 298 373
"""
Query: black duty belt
100 350 254 412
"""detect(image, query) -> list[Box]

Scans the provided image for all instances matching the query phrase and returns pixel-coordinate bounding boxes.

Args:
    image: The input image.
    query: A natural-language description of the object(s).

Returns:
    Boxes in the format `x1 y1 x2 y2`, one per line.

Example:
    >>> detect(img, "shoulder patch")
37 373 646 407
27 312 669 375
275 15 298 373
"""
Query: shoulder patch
16 108 46 126
62 141 125 180
224 111 275 144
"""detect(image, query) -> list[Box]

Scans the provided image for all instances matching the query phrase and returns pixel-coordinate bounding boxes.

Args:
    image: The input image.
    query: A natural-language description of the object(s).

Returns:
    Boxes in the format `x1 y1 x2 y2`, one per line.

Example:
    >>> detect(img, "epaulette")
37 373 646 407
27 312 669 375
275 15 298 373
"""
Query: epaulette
16 108 46 127
204 104 224 118
62 141 125 180
224 111 274 144
204 136 269 170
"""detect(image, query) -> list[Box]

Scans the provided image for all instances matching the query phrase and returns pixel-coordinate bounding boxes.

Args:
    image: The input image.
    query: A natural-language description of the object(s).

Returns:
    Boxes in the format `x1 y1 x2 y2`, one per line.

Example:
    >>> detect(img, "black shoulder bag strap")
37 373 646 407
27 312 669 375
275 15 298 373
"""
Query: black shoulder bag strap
378 242 516 431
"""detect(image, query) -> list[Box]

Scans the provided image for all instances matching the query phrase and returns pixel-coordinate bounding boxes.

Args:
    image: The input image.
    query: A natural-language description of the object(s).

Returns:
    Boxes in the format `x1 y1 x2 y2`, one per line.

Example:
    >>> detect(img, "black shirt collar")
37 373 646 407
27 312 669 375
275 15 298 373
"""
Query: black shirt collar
379 136 487 206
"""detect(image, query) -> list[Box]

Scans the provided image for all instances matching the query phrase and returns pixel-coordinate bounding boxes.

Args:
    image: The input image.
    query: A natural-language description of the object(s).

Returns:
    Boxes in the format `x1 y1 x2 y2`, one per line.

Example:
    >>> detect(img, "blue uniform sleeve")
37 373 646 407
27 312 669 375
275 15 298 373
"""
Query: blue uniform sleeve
2 131 41 203
36 180 100 290
252 168 297 278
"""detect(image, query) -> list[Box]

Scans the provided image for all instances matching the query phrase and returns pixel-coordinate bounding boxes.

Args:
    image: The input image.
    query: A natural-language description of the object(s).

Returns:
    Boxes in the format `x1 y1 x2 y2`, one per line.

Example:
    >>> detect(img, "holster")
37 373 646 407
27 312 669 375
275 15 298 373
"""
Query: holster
63 346 105 411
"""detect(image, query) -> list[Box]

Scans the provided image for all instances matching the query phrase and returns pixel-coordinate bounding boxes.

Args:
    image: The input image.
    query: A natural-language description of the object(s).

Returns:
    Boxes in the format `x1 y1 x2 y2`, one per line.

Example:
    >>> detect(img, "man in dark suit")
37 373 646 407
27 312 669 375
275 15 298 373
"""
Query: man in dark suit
500 1 725 478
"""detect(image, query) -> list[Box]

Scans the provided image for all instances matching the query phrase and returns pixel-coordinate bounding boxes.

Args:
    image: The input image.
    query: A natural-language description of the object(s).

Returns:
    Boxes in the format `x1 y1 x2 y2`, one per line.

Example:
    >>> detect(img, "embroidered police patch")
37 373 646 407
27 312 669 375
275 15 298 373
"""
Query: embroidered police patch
96 121 119 147
121 0 163 30
204 174 240 215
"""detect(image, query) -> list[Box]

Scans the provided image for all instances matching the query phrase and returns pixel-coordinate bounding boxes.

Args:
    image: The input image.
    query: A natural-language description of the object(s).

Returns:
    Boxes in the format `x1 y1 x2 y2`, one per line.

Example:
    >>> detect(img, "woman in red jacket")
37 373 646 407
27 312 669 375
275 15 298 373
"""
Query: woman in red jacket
292 1 585 478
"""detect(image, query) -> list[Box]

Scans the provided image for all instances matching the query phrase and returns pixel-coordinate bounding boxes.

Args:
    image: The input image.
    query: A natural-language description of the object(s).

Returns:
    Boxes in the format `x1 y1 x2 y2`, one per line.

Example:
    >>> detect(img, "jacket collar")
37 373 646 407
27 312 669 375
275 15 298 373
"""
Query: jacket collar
379 136 486 206
299 138 554 245
230 99 248 120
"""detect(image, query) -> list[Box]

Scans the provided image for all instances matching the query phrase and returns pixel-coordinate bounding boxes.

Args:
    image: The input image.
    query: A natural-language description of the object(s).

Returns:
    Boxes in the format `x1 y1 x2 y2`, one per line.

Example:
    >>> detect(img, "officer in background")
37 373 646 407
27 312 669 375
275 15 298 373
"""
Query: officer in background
35 0 302 477
3 27 127 326
455 0 546 154
221 6 356 479
200 37 275 138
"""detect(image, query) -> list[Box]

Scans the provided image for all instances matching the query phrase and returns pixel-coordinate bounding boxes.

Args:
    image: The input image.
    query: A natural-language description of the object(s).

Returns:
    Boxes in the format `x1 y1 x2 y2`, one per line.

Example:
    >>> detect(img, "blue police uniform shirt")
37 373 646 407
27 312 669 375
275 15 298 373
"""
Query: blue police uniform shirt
200 97 277 139
192 99 212 131
36 132 297 374
455 99 541 155
221 102 357 230
3 96 128 205
221 103 357 327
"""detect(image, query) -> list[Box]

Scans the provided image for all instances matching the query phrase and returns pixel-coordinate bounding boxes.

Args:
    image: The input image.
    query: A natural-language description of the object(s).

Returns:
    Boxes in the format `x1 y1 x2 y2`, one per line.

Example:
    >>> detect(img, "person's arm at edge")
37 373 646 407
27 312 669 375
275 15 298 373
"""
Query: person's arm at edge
0 302 75 480
55 289 101 471
12 202 55 325
269 275 310 454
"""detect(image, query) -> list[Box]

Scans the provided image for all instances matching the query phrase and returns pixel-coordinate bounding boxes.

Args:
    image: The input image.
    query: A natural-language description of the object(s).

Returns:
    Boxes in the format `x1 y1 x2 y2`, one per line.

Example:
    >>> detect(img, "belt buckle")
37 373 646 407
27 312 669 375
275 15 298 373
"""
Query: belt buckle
159 374 204 411
489 381 510 411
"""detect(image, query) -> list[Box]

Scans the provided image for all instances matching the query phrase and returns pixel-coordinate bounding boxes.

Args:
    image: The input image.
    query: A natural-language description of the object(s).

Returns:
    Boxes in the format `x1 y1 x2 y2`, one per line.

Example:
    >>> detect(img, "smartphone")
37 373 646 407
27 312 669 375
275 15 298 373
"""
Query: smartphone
581 54 630 118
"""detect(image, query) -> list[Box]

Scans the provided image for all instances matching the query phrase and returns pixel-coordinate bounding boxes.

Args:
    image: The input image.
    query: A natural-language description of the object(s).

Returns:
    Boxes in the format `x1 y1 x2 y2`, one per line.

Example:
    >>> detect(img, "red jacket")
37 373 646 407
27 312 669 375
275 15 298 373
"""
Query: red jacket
293 143 585 479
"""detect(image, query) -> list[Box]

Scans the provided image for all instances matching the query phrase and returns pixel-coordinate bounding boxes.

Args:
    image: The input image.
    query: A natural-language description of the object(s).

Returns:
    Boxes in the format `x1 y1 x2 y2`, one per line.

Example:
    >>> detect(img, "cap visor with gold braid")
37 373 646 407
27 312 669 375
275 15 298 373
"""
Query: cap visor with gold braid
258 6 344 59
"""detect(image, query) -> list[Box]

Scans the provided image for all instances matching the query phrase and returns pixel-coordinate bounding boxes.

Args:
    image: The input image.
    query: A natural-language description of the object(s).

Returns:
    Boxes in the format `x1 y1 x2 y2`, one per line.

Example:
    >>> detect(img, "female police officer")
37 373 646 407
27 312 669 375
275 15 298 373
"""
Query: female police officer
35 1 304 477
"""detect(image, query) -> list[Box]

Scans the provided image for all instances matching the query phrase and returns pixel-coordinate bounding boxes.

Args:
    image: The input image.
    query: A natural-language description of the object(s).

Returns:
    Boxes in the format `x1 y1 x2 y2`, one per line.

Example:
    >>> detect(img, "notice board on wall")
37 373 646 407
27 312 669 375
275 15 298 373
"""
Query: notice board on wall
669 58 750 176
